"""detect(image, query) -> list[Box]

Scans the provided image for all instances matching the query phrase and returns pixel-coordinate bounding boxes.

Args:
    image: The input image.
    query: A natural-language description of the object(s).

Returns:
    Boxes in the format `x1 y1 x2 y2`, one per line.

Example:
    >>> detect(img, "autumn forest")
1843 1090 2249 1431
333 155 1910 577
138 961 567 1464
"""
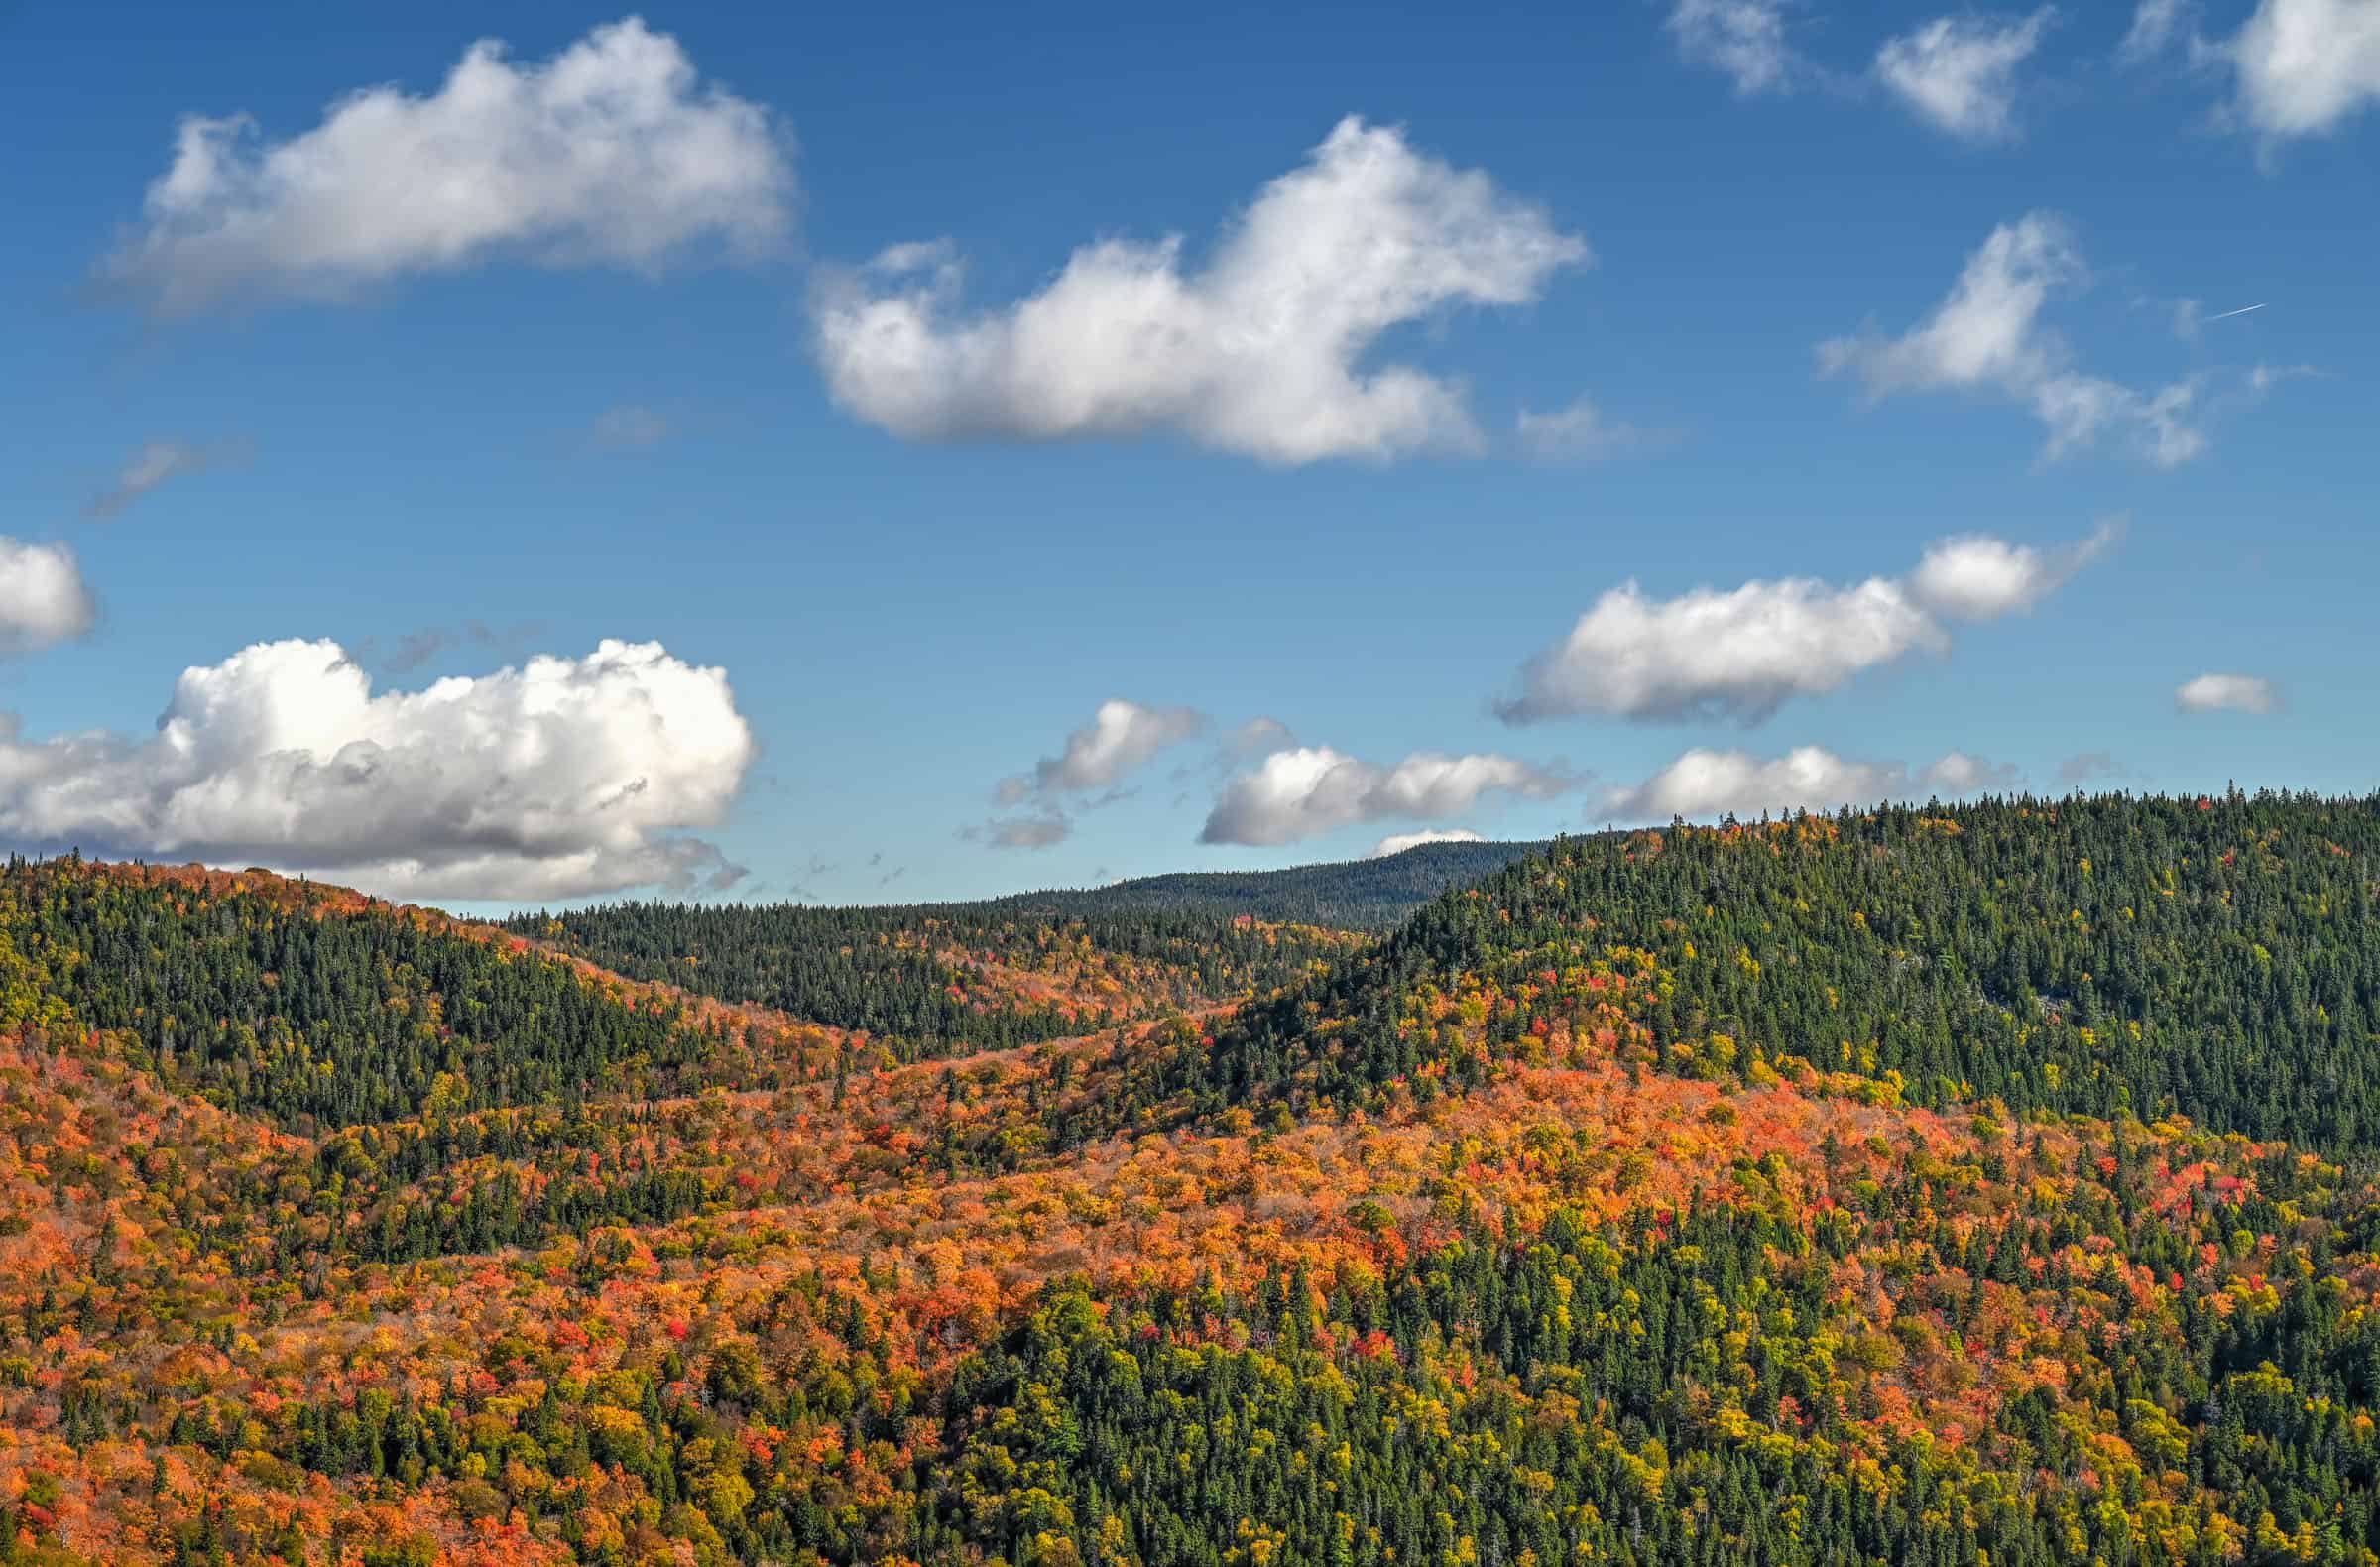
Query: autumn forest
7 793 2380 1567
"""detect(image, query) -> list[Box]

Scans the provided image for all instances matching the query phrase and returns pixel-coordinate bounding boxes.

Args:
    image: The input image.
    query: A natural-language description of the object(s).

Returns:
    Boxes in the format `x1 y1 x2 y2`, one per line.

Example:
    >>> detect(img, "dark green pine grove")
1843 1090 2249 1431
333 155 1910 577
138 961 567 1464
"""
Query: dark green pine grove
1 857 722 1130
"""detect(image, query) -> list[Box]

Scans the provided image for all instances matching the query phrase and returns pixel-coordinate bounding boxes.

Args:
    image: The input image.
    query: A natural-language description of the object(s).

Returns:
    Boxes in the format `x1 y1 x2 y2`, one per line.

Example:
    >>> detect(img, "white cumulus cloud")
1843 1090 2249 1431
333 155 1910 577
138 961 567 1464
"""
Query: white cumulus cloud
1906 518 2121 620
1203 746 1573 846
0 638 754 901
1668 0 1805 94
2225 0 2380 138
1601 745 2014 821
2175 671 2283 714
980 698 1207 851
1875 10 2056 142
0 540 99 656
104 18 793 313
812 117 1587 465
1820 212 2204 466
1504 576 1941 726
1499 521 2114 726
1003 698 1207 801
1370 828 1488 858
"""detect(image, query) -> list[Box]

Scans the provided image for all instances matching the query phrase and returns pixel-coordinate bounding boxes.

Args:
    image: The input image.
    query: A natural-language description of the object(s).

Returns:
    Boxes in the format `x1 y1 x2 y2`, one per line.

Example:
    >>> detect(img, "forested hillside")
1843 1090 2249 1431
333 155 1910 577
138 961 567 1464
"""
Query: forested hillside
508 902 1358 1049
2 859 739 1130
1172 793 2380 1145
9 794 2380 1567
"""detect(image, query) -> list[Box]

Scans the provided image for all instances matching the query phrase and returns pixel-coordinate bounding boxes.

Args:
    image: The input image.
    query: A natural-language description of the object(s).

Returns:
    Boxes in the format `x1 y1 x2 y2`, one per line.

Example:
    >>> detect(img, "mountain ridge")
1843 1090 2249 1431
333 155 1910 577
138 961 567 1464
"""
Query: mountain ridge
973 837 1554 928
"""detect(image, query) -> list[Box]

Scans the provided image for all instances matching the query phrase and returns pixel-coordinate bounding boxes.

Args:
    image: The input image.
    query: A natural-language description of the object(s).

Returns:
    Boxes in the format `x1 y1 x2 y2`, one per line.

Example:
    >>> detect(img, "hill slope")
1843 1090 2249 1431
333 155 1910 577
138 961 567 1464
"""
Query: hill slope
1163 793 2380 1145
8 799 2380 1566
507 901 1361 1050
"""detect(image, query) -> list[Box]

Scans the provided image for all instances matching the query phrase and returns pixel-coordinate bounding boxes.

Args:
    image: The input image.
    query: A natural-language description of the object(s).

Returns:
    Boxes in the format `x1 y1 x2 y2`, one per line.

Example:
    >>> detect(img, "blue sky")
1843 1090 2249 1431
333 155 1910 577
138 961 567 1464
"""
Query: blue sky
0 0 2372 909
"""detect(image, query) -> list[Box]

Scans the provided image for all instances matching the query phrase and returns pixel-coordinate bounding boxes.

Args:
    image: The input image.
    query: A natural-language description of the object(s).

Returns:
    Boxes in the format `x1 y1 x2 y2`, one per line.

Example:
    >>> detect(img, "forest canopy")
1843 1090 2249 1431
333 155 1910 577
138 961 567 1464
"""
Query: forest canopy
7 792 2380 1567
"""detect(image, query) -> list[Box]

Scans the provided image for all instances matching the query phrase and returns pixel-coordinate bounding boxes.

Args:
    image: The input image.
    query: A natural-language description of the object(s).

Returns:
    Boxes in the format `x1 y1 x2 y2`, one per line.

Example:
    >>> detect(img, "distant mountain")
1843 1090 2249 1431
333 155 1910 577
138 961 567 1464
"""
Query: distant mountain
499 844 1546 1044
981 836 1553 928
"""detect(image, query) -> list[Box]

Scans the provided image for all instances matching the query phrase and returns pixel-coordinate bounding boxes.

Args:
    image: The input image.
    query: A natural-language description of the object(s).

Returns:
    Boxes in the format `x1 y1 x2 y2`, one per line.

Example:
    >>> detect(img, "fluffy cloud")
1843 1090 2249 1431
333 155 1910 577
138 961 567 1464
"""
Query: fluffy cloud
1370 828 1488 858
0 540 98 656
2175 672 2283 714
1906 519 2120 619
2226 0 2380 137
85 439 226 521
977 698 1206 851
1202 746 1572 847
1002 699 1206 801
812 117 1586 464
1875 11 2055 142
1504 576 1939 726
104 18 792 313
1667 0 1804 94
2117 1 2379 141
1820 214 2202 466
1600 745 2014 821
0 638 754 901
1499 522 2113 726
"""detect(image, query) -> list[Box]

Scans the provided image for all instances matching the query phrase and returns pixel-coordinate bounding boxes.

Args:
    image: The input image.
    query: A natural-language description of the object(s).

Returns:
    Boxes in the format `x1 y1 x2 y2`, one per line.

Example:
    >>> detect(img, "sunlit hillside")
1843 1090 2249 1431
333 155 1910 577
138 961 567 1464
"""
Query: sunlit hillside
5 795 2380 1565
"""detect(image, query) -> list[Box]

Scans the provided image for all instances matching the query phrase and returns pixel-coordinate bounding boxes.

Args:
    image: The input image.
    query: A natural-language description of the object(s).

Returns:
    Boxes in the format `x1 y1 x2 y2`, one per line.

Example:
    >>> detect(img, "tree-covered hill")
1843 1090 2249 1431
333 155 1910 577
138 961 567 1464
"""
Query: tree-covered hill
506 901 1362 1050
496 838 1551 1058
0 856 752 1130
1140 793 2380 1145
17 798 2380 1566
